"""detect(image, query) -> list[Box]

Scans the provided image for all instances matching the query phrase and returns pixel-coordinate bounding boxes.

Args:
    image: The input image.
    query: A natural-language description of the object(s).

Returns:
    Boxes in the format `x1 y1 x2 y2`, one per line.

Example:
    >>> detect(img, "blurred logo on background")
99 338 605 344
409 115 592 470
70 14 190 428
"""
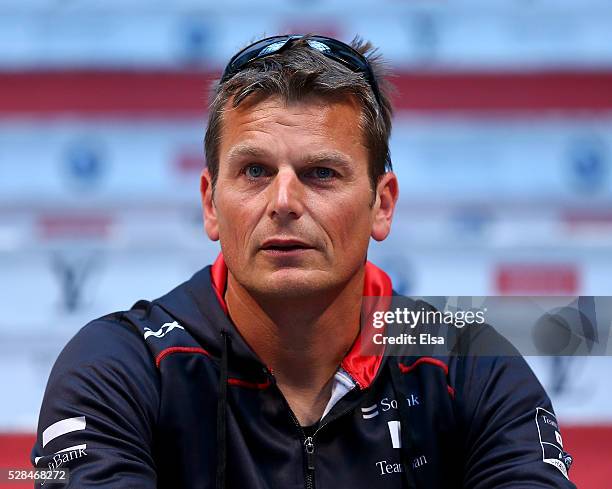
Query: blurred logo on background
51 252 100 313
178 19 212 64
407 11 439 62
64 140 107 191
567 135 609 194
451 209 491 238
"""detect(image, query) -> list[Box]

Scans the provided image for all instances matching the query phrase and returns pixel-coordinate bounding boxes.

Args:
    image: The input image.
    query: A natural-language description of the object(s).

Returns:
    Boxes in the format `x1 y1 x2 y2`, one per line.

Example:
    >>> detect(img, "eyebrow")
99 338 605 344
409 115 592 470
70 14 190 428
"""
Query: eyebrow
225 143 354 171
225 143 268 162
303 150 353 171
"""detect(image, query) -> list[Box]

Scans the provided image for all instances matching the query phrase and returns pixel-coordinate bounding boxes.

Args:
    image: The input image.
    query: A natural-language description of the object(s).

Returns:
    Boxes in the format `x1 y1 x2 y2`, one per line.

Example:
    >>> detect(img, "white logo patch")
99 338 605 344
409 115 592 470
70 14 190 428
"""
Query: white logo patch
535 407 571 479
42 416 86 448
361 403 379 419
144 321 185 340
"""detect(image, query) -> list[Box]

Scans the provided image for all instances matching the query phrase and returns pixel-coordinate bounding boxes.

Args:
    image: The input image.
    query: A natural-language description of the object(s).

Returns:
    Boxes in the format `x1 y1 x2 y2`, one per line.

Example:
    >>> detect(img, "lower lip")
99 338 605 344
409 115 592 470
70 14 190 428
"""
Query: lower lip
261 247 313 257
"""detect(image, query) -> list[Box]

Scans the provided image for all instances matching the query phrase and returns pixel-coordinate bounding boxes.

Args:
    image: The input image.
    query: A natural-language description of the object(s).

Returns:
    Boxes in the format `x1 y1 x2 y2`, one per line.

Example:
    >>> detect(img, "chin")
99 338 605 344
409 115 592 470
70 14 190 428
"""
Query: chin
250 270 335 299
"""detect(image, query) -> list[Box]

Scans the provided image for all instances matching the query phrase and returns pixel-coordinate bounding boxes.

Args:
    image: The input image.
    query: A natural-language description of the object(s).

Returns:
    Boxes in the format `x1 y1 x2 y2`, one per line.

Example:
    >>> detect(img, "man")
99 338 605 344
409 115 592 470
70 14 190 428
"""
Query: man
32 35 575 488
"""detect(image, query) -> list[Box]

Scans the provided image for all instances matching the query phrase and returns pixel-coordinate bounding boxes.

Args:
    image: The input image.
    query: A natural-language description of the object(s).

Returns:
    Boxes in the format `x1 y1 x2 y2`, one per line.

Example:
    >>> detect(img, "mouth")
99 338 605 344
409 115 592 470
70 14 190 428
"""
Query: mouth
260 239 314 254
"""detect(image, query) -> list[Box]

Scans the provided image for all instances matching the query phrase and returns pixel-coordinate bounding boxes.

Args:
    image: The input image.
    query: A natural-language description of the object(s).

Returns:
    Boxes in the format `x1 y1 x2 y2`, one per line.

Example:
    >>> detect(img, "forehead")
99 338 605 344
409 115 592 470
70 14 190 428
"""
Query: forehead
218 95 368 164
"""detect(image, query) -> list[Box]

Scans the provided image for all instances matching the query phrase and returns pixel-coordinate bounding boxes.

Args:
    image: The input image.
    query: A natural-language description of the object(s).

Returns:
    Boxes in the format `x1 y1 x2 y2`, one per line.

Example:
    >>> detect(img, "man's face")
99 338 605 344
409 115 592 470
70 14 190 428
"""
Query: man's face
201 94 397 299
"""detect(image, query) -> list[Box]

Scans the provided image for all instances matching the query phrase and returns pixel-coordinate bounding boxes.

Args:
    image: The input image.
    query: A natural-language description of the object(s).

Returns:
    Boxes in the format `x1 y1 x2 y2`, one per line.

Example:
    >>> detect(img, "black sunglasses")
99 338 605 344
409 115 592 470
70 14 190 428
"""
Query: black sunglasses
220 35 382 108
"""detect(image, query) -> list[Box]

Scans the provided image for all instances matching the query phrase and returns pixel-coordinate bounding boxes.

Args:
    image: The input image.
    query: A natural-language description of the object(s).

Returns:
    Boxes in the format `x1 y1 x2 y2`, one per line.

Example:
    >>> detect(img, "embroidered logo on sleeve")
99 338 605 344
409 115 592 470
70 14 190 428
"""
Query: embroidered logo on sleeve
535 407 572 479
144 320 185 339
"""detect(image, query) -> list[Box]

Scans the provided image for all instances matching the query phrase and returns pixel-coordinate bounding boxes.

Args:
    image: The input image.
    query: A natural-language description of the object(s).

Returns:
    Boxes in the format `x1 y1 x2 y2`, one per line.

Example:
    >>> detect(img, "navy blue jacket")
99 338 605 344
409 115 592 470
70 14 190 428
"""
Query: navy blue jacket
32 254 576 488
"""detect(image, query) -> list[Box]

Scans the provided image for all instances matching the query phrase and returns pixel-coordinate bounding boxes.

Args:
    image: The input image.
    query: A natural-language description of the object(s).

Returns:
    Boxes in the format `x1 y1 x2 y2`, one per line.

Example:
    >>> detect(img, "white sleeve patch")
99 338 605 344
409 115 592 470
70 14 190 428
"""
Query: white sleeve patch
42 416 86 448
535 407 570 479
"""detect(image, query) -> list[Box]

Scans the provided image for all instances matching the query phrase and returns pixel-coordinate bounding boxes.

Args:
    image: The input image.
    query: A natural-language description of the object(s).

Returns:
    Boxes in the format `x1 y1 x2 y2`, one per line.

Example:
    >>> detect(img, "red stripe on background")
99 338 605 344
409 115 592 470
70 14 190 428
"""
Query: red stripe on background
38 214 113 239
1 70 612 115
562 425 612 488
563 211 612 229
0 71 213 116
0 434 35 467
0 434 34 489
0 426 611 487
392 71 612 112
496 264 579 294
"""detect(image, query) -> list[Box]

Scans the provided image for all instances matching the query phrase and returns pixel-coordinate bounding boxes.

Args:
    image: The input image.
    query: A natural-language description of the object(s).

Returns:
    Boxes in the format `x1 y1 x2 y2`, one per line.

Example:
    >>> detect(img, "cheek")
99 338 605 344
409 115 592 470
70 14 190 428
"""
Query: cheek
215 192 260 250
322 194 373 252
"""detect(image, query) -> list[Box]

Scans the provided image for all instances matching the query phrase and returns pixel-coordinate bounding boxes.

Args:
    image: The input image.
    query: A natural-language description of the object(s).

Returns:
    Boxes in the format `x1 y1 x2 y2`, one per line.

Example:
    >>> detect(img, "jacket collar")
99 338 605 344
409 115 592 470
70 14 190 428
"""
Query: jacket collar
207 253 392 388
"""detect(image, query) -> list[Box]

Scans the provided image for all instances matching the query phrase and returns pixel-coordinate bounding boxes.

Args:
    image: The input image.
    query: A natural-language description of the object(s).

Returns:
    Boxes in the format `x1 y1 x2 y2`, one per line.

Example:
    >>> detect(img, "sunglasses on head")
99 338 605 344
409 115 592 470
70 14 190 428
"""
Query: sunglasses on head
220 35 383 108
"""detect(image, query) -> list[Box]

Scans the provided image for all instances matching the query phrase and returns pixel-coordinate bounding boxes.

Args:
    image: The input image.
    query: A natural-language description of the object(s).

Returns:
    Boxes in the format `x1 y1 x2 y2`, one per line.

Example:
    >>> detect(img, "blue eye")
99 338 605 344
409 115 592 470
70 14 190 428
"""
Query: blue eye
313 167 334 179
246 165 265 178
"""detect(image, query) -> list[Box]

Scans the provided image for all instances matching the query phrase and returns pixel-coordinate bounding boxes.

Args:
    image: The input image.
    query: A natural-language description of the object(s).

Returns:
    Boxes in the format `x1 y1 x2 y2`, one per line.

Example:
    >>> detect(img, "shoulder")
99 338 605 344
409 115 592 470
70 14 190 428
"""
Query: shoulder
41 310 161 424
49 311 156 381
446 323 553 434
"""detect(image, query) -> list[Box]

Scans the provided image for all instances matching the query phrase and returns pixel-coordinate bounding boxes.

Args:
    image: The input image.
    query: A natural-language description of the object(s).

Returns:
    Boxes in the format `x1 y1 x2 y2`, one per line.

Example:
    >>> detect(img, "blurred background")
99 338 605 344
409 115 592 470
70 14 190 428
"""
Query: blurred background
0 0 611 487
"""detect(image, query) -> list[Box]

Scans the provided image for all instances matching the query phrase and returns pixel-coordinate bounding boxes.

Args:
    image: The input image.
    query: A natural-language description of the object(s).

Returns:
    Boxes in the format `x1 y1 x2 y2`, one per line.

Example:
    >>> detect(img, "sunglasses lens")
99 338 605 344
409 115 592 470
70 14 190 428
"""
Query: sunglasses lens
259 39 292 57
305 40 331 54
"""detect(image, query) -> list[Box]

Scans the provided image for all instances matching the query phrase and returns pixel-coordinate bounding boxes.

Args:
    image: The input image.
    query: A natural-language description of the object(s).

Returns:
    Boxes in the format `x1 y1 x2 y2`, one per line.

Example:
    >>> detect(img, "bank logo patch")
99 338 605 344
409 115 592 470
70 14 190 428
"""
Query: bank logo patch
36 444 88 486
361 403 379 419
535 407 572 479
144 321 185 340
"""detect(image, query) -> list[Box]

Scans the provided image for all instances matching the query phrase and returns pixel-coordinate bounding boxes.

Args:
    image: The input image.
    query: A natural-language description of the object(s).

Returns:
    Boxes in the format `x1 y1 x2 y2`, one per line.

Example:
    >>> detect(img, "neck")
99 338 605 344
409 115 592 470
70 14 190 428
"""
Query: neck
225 267 365 425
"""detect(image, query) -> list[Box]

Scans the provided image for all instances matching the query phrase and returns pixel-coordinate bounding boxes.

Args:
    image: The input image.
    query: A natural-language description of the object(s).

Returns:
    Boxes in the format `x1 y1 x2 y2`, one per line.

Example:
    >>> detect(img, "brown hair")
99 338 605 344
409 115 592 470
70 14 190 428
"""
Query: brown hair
204 35 394 195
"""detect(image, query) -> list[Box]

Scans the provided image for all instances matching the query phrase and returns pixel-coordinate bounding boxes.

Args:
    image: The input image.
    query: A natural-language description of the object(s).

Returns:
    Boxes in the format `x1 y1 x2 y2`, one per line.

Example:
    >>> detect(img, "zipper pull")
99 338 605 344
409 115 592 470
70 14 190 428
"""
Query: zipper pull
304 436 315 471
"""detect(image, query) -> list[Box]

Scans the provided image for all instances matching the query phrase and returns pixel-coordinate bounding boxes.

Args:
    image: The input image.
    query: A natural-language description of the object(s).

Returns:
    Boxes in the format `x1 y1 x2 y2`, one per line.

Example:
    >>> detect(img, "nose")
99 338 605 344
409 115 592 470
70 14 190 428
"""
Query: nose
267 167 304 221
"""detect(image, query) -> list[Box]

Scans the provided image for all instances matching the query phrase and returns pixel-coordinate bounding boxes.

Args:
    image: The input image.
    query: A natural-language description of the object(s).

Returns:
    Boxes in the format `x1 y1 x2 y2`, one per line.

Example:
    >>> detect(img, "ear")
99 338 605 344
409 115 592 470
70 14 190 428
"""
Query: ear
371 171 399 242
200 168 219 241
